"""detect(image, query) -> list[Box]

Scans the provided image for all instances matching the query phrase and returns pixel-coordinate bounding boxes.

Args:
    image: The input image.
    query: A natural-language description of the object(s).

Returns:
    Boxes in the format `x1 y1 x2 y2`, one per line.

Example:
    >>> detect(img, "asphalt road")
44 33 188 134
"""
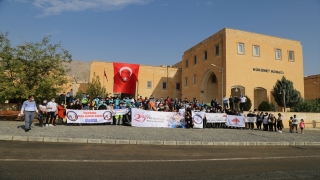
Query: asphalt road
1 141 320 180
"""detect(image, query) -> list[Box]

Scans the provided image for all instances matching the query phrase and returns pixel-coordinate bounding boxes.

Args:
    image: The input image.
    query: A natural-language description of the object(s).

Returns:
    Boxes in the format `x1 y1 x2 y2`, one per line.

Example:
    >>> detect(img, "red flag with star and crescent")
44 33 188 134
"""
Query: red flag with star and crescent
113 62 140 94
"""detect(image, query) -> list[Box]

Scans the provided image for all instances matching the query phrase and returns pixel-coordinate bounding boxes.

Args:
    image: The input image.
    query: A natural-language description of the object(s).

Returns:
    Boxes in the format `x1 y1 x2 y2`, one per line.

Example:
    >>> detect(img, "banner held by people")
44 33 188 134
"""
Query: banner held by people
192 111 205 129
66 110 113 124
206 113 227 123
131 108 185 128
226 115 245 127
246 116 257 123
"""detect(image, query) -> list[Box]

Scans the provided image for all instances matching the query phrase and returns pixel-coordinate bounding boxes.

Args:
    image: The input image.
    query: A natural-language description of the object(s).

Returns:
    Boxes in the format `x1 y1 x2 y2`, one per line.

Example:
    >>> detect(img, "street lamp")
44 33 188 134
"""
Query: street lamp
279 89 286 112
211 64 223 104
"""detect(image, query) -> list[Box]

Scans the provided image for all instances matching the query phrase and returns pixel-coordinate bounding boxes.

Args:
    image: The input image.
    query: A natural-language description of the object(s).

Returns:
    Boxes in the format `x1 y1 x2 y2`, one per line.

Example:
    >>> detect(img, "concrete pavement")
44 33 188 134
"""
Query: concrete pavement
0 121 320 146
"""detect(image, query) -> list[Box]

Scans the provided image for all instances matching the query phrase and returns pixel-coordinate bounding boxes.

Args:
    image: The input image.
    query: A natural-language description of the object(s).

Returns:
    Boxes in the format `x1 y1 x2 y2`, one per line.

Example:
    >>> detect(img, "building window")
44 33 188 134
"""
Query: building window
162 82 167 90
288 51 294 61
211 74 217 83
185 60 188 68
146 81 152 89
193 74 196 84
238 43 244 54
204 51 208 60
276 49 282 59
193 56 197 65
215 45 219 56
176 83 181 90
253 45 260 56
184 77 188 86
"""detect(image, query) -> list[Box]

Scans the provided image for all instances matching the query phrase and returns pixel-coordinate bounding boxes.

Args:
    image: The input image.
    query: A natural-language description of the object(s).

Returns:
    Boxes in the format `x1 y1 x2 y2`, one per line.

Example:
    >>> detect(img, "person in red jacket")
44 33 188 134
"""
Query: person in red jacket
57 101 66 125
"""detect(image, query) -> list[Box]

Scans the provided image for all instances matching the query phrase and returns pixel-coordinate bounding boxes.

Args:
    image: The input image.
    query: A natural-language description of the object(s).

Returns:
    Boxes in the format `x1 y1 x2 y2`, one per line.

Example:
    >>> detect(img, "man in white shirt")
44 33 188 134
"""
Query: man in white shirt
239 95 247 111
20 95 38 132
46 98 57 126
292 115 299 133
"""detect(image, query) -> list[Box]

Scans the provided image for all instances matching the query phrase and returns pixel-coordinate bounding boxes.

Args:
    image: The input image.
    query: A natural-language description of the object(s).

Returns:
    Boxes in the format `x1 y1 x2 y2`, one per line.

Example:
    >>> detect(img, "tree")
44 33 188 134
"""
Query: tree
86 72 106 98
0 32 72 103
271 76 301 111
292 98 320 112
258 101 272 111
244 95 252 111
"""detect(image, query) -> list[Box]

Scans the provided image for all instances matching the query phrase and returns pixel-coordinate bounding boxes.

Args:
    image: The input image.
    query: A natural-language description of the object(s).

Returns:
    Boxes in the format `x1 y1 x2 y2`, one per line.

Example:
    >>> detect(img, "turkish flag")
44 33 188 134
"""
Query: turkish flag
113 62 140 94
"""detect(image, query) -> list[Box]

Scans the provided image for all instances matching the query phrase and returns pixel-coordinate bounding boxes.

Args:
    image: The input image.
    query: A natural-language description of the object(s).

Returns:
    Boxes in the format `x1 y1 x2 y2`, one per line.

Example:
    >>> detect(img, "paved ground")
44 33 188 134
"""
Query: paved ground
0 121 319 145
1 141 320 179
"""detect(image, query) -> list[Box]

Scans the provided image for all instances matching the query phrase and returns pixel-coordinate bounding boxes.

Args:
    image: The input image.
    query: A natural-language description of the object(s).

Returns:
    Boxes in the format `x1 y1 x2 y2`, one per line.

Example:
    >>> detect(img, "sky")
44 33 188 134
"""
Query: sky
0 0 319 76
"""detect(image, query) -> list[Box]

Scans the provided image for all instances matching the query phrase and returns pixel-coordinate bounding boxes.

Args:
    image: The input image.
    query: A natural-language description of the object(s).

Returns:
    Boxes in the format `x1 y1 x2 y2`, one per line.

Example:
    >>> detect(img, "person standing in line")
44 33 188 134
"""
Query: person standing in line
57 101 66 125
20 95 39 132
46 98 57 126
292 115 299 133
38 99 48 127
233 96 239 111
247 110 255 130
262 112 269 131
256 112 263 130
229 95 234 111
277 113 283 133
185 107 192 129
288 117 293 133
299 119 305 134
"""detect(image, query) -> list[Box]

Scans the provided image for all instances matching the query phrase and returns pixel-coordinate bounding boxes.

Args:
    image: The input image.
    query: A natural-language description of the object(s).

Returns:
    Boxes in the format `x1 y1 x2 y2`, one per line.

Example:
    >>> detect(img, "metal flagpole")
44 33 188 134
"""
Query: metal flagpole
103 68 105 98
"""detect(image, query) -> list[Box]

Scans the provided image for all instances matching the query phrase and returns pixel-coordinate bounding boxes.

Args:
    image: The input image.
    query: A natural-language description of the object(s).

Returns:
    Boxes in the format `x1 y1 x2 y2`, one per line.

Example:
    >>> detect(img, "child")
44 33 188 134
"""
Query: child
300 119 305 134
288 117 293 133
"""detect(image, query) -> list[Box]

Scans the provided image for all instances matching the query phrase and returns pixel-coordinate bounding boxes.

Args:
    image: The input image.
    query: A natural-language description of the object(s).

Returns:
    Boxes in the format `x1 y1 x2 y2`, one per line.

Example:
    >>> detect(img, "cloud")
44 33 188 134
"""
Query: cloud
196 1 213 6
28 0 152 17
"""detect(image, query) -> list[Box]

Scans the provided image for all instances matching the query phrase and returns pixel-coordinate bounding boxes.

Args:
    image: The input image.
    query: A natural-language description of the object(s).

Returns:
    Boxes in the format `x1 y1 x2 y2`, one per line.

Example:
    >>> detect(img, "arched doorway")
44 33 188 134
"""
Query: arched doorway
200 70 218 103
254 87 267 110
230 85 245 98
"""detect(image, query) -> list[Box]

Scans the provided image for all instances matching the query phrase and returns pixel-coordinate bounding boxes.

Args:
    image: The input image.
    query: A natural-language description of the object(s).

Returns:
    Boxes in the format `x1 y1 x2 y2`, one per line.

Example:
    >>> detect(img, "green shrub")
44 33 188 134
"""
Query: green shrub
258 101 272 111
244 95 252 111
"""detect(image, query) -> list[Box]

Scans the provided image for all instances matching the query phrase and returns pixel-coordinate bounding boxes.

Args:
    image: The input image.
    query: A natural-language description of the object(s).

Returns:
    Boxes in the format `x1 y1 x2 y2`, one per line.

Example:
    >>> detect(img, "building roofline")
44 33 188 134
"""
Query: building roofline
184 27 301 54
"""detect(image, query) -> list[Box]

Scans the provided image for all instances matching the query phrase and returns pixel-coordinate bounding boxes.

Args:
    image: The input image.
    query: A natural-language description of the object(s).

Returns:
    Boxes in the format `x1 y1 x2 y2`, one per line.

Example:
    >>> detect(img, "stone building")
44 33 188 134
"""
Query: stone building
89 28 304 110
304 74 320 99
181 28 304 110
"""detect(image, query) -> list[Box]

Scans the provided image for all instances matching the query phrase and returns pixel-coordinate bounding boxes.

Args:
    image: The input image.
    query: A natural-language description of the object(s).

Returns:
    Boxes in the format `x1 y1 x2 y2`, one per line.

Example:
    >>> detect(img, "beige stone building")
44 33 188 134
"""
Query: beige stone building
90 61 182 99
304 74 320 99
89 28 305 110
181 28 304 110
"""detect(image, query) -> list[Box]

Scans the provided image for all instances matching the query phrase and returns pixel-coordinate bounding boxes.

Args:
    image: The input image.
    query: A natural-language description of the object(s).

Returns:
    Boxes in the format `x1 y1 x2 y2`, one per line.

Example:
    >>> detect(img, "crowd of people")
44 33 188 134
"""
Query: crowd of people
20 93 305 134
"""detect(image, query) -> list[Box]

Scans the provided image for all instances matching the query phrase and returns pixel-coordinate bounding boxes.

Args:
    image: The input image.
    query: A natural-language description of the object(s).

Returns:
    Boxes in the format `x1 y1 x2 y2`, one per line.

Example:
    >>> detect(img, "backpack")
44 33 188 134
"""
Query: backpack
82 98 88 104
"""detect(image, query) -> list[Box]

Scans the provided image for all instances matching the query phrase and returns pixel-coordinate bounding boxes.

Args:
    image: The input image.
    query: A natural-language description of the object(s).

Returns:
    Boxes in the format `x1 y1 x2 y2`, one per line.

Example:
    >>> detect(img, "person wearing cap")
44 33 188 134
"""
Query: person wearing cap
20 95 39 132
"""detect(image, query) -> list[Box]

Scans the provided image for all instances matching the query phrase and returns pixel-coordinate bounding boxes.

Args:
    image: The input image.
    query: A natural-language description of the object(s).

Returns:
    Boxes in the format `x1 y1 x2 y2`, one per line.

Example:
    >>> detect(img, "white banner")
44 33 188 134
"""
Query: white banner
226 115 245 127
66 110 113 124
131 108 185 128
245 116 257 123
192 111 205 129
206 113 227 123
112 108 129 116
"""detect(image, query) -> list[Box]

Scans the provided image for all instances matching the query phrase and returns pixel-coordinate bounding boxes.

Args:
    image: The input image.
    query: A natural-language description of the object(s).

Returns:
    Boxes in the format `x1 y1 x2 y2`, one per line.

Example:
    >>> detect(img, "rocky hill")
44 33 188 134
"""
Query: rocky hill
64 60 91 83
